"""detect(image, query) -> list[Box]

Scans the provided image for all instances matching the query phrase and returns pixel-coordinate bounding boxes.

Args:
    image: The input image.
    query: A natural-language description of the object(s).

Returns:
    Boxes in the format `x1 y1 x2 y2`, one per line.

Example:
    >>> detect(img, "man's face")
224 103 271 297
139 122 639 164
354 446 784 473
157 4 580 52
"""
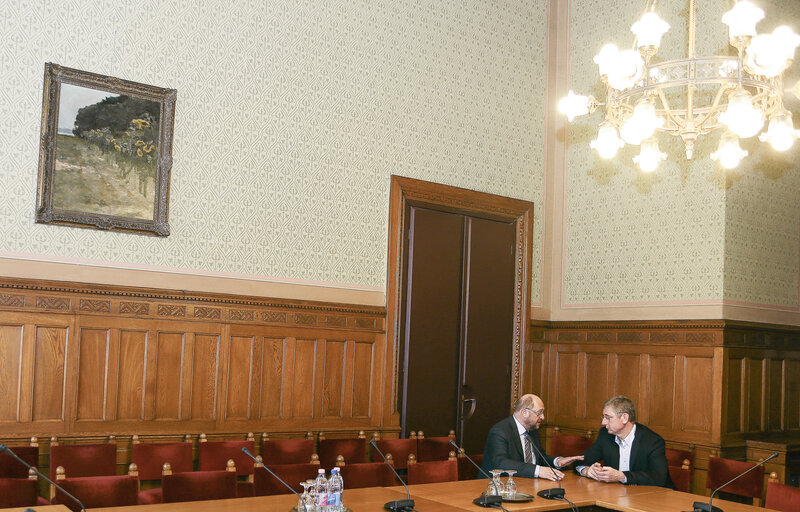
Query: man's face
601 406 628 435
522 398 545 430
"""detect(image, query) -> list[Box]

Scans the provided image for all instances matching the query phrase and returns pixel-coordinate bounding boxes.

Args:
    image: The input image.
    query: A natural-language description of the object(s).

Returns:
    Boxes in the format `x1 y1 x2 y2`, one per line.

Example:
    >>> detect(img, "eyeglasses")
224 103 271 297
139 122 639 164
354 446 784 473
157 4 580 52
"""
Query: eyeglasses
602 413 620 421
525 408 544 417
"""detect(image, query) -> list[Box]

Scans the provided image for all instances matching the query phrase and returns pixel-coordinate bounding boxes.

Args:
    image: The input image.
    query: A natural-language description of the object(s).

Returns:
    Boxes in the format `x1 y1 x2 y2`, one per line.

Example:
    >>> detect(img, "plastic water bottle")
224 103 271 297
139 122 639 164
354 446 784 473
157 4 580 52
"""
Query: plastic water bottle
328 467 344 512
314 468 328 510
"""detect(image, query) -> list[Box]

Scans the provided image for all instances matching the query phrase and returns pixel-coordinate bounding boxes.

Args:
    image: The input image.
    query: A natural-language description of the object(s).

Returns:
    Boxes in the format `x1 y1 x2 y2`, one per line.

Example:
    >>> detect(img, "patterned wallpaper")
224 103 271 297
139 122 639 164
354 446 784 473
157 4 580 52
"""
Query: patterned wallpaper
0 1 547 300
565 0 800 310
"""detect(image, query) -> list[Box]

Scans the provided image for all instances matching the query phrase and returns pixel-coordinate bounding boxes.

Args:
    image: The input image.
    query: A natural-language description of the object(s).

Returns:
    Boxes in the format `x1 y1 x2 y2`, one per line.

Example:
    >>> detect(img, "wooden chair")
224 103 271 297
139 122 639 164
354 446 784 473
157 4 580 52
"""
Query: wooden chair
416 430 456 462
668 459 691 493
260 433 317 465
0 438 39 478
198 433 256 497
161 462 238 503
0 470 41 508
53 466 138 512
457 452 484 480
49 436 117 499
338 462 398 488
371 434 418 470
550 427 593 456
706 456 764 506
317 431 367 468
665 446 694 469
252 459 320 496
765 472 800 512
130 435 194 504
407 451 459 484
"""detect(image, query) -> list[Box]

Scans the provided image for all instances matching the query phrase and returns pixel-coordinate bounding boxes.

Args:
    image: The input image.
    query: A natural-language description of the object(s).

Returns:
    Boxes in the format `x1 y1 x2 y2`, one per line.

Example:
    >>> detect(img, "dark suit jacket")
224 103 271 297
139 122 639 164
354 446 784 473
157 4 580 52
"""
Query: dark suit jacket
480 415 556 479
580 424 674 489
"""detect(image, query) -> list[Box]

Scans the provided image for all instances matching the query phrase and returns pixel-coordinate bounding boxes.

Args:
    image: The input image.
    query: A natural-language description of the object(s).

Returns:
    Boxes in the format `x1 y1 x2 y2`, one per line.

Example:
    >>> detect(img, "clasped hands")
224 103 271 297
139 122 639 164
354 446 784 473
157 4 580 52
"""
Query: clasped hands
581 462 626 483
537 455 584 482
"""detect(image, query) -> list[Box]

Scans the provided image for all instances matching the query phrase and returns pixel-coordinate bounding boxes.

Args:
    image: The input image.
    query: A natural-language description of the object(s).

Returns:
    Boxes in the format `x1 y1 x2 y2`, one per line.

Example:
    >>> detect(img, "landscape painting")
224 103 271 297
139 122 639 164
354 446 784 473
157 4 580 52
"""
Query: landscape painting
36 63 176 236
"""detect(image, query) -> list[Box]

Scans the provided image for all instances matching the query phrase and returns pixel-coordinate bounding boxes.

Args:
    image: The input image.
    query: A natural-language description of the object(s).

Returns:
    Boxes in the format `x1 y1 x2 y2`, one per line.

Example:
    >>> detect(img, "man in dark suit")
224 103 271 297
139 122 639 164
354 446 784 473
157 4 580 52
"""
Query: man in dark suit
481 394 584 480
576 396 674 488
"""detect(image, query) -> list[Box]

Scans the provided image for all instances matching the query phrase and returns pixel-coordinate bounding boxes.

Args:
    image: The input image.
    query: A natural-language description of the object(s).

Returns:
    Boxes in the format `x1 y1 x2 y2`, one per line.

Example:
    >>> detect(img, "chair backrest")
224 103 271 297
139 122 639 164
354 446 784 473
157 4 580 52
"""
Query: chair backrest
339 462 398 489
665 447 694 469
49 443 117 481
408 459 459 485
0 445 39 478
457 453 484 480
253 463 320 496
372 438 417 470
261 438 315 465
131 442 193 480
765 480 800 512
550 429 593 456
162 470 238 503
669 464 691 493
706 457 764 500
53 475 138 512
0 477 39 508
417 436 455 462
317 438 366 468
198 439 255 477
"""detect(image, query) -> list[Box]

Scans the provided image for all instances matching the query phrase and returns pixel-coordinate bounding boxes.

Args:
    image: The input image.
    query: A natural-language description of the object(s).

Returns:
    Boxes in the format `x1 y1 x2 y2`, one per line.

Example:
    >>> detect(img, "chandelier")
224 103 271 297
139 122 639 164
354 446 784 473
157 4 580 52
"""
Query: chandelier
558 0 800 173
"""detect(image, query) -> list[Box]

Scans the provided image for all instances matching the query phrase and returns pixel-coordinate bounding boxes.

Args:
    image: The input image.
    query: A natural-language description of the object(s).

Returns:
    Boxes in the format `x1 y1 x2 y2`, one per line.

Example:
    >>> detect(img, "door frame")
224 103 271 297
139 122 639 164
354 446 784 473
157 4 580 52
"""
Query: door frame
383 175 534 428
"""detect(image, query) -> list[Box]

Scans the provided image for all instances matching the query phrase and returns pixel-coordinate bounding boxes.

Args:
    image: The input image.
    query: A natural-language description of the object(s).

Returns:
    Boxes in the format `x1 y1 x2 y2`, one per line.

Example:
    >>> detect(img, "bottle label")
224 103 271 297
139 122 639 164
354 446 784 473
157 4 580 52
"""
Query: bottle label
329 491 341 506
315 493 328 507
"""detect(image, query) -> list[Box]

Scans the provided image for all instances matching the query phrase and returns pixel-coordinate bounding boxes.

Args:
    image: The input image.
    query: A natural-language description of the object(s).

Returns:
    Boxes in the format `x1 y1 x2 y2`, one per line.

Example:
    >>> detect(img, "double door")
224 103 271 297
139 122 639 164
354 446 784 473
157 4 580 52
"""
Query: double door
399 206 516 454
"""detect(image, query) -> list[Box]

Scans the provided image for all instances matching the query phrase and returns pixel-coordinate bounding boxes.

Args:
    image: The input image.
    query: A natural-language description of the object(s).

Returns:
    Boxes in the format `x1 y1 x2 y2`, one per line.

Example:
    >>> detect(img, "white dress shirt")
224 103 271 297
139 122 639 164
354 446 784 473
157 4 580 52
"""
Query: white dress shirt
513 416 540 478
614 424 636 483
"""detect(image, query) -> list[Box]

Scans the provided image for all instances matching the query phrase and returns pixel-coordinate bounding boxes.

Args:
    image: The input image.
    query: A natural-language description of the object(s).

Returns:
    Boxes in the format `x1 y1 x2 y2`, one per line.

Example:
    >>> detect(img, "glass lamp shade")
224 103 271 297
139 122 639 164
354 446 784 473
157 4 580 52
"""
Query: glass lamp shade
711 132 748 169
594 44 621 76
607 49 644 90
632 137 666 172
558 90 590 122
631 12 670 49
722 1 764 40
590 123 625 158
745 26 800 77
719 88 764 138
759 111 799 151
620 98 663 145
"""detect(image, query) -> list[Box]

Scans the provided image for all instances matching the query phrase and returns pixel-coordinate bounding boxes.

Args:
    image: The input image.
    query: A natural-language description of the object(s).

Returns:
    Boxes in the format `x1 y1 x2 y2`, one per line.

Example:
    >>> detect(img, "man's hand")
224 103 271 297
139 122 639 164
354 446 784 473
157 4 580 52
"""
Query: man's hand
581 462 603 480
595 465 626 483
537 466 565 481
556 455 584 467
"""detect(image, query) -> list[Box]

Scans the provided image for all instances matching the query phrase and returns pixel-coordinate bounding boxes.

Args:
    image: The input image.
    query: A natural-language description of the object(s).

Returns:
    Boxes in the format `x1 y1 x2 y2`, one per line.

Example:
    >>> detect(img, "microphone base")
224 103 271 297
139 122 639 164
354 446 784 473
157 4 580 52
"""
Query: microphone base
692 501 723 512
383 498 415 512
538 488 566 500
473 495 503 508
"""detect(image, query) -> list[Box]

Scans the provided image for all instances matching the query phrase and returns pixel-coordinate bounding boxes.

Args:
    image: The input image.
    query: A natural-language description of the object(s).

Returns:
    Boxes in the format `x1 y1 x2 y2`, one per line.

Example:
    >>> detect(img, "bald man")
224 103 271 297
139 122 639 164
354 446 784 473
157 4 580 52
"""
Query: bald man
480 394 583 480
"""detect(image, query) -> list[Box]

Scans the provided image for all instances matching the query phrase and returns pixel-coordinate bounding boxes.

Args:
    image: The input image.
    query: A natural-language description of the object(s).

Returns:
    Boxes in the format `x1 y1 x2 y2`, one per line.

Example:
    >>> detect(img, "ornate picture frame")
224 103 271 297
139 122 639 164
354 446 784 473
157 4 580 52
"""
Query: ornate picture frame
36 63 176 236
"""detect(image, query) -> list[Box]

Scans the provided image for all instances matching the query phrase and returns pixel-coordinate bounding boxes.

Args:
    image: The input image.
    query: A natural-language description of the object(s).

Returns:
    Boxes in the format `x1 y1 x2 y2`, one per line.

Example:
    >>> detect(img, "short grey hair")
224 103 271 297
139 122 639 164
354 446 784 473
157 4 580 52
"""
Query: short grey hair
603 396 636 422
513 395 536 413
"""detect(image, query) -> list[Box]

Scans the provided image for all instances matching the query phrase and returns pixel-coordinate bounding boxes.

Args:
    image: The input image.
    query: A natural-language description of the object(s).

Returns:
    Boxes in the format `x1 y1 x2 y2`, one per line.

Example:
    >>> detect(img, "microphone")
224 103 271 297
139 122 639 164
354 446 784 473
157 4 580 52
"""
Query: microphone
693 452 779 512
448 440 504 508
0 444 87 512
526 434 565 500
369 439 415 512
241 447 306 512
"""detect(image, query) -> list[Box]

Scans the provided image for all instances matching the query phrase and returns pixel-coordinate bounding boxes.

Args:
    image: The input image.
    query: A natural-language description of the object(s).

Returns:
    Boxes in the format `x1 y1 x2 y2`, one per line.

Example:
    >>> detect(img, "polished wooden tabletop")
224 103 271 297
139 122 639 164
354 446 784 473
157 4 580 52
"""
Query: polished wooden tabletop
596 490 779 512
1 506 70 512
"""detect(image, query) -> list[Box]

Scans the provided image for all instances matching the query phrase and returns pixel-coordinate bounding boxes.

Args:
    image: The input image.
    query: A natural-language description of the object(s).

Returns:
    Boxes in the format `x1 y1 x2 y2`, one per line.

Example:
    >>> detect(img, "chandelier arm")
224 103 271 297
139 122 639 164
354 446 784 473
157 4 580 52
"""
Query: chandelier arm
655 88 685 130
689 83 732 134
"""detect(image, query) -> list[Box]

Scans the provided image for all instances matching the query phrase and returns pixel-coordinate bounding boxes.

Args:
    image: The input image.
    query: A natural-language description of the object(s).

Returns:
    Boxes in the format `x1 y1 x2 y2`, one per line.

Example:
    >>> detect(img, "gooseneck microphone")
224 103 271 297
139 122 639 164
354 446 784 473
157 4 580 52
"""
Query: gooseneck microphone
241 447 306 512
448 440 504 509
0 444 87 512
369 439 415 512
693 452 779 512
526 436 565 500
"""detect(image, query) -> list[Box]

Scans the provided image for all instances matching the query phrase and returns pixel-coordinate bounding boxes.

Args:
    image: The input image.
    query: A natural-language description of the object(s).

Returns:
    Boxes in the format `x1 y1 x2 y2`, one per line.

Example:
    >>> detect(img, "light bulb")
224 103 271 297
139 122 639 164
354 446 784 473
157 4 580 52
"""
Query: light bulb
590 123 625 158
759 111 800 151
721 1 764 40
594 44 621 77
620 117 644 146
558 90 590 122
632 138 666 173
719 88 764 138
631 12 670 49
711 132 748 169
745 26 800 77
607 49 644 90
631 98 664 138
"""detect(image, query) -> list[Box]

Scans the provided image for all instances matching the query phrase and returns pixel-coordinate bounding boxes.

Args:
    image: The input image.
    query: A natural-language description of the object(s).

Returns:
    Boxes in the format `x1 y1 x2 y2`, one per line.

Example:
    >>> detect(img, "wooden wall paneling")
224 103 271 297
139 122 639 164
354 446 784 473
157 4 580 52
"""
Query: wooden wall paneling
584 351 610 419
0 323 23 423
725 356 744 434
321 339 347 418
648 355 677 431
226 335 255 420
154 331 184 420
522 342 547 399
116 329 148 420
191 332 220 421
614 353 641 406
787 359 800 430
32 324 71 425
75 326 109 421
553 348 579 421
746 357 764 433
342 340 356 418
262 336 287 419
351 340 374 418
294 338 317 418
767 358 783 431
683 356 714 434
248 334 264 421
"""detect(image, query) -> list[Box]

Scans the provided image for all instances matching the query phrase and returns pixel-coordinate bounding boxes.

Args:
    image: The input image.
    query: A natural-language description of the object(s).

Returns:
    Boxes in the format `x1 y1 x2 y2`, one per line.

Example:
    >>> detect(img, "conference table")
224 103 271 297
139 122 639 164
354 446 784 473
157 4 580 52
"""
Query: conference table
12 474 776 512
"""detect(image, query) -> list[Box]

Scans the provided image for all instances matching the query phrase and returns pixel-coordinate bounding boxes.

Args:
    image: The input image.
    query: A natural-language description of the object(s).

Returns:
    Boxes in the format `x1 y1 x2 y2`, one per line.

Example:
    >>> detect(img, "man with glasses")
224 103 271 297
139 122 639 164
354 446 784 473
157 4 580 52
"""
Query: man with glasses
481 394 584 480
576 395 674 488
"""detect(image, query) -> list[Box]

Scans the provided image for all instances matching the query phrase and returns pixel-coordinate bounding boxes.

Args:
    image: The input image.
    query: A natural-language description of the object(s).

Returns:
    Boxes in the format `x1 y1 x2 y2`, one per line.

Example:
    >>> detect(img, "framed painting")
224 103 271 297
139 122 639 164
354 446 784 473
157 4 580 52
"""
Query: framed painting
36 63 176 236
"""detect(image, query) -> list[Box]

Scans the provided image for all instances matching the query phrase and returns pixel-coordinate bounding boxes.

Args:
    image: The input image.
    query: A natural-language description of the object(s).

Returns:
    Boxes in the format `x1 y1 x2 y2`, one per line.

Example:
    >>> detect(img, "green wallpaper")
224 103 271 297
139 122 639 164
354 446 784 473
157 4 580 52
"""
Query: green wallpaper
0 0 547 300
566 0 800 310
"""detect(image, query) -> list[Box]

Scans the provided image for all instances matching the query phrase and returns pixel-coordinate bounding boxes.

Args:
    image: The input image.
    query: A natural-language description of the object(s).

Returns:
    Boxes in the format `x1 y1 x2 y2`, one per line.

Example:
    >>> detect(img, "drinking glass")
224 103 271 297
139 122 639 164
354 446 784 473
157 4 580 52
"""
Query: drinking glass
504 470 517 497
301 479 316 511
487 469 503 496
